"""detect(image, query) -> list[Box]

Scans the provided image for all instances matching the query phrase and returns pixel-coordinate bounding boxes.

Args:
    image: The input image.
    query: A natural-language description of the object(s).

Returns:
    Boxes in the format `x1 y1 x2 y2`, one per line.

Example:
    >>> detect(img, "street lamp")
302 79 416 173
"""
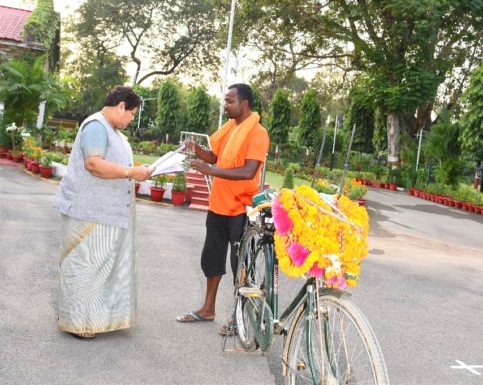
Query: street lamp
137 97 156 134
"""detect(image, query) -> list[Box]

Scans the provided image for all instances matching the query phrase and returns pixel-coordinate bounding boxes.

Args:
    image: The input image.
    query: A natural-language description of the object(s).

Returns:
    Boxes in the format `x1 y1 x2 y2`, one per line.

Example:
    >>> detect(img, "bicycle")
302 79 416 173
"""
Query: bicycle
234 191 389 385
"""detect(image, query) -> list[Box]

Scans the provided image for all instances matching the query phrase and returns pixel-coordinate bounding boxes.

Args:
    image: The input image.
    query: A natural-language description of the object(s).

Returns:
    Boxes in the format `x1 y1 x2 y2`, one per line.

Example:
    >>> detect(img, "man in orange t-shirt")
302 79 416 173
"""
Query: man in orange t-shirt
176 84 270 335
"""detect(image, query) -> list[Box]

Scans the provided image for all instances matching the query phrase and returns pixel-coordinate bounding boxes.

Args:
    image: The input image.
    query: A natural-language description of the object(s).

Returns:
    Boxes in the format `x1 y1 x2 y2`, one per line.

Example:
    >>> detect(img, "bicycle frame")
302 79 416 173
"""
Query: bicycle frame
250 213 347 384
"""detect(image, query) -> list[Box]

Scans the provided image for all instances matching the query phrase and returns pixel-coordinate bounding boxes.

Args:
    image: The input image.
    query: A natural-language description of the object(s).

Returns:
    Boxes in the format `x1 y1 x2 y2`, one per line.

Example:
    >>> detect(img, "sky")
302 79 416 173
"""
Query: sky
0 0 80 17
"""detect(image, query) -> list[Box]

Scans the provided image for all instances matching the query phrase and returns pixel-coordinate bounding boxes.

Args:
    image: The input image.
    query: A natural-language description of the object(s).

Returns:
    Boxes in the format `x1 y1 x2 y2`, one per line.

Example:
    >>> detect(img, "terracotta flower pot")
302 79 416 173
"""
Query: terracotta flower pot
171 191 186 206
11 154 23 163
31 161 40 174
39 165 54 178
150 186 165 202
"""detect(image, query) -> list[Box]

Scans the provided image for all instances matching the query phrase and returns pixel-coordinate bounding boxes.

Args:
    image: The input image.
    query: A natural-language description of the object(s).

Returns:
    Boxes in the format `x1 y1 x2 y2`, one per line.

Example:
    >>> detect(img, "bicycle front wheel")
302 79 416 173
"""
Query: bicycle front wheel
235 225 270 351
285 293 389 385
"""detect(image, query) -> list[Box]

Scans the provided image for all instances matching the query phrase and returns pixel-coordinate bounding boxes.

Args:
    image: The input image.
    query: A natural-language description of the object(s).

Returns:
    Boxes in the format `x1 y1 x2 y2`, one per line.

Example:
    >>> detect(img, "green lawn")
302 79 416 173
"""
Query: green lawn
133 153 158 165
264 171 310 189
134 153 310 190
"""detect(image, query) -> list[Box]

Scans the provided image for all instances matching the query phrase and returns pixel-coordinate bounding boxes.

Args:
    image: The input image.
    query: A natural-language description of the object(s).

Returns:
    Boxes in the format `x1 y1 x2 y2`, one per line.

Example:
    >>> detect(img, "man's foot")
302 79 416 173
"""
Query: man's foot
67 332 96 340
219 319 237 336
176 311 215 323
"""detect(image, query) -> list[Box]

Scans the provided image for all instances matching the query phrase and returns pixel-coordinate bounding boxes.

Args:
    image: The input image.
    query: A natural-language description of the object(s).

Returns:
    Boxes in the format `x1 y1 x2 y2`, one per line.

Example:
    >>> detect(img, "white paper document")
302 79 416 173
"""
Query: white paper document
149 144 187 176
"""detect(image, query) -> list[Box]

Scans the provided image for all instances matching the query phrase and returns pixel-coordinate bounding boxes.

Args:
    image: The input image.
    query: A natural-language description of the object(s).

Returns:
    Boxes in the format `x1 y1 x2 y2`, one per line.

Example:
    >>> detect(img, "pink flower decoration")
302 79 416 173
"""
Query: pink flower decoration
337 275 347 290
324 275 338 285
287 242 309 266
309 262 325 278
272 196 293 235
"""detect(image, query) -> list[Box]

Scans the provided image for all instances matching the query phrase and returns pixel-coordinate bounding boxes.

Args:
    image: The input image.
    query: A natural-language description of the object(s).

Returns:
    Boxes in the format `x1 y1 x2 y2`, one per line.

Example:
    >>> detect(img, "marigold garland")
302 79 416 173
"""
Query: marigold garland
272 185 369 289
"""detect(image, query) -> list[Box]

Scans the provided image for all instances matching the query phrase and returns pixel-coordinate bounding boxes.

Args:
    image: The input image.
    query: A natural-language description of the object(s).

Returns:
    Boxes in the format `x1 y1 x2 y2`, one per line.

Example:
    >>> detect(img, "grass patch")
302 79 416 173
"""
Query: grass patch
133 153 158 165
264 171 310 190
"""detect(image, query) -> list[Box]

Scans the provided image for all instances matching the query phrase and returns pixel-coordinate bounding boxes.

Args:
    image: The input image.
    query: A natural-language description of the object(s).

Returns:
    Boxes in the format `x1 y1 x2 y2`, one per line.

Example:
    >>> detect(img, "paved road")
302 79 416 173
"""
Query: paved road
1 163 482 385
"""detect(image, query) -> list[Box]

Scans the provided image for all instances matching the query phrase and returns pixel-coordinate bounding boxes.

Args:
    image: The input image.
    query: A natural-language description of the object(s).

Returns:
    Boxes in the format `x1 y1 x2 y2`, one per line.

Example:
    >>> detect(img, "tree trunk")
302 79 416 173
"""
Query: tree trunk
386 113 401 165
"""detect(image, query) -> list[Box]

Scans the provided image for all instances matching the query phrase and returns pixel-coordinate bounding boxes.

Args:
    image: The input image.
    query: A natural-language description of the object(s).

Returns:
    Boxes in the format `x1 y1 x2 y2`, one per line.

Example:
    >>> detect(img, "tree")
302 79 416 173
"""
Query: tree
186 86 211 134
0 55 65 128
460 63 483 163
127 85 158 138
71 0 219 84
424 112 462 186
267 89 292 148
231 0 483 163
252 87 263 121
156 78 181 143
62 48 128 117
298 90 321 148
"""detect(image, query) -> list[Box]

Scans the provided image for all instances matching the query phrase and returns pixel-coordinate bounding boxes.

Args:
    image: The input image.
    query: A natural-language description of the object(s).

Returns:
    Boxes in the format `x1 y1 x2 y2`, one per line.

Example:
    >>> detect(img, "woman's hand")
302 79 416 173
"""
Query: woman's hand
129 165 151 181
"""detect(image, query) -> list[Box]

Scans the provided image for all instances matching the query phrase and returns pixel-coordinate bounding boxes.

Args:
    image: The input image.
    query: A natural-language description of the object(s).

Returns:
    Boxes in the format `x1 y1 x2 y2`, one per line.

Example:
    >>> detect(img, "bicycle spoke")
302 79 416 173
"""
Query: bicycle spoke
285 294 388 385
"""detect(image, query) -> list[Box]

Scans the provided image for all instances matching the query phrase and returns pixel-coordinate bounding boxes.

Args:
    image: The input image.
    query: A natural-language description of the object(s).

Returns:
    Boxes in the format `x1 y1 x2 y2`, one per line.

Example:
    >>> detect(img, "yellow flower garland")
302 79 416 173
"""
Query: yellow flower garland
273 185 369 288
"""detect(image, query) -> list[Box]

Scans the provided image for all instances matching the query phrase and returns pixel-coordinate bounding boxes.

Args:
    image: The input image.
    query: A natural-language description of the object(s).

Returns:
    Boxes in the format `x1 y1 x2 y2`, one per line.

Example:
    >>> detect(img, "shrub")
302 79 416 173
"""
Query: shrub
282 167 294 189
172 172 187 192
347 185 368 200
151 174 167 188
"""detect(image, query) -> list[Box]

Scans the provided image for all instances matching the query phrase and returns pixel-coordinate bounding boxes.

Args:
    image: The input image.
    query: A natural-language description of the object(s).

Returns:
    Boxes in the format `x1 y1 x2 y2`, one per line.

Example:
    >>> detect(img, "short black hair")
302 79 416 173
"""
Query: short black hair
104 86 141 110
228 83 253 109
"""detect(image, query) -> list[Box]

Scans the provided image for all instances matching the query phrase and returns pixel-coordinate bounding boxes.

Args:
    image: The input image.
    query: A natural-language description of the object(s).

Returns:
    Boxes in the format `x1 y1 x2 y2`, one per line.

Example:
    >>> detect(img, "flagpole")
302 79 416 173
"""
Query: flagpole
217 0 237 129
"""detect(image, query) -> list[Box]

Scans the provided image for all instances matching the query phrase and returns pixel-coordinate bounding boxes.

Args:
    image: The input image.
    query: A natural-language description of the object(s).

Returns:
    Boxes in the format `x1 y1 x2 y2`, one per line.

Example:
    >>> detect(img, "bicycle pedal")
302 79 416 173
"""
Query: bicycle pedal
238 287 263 298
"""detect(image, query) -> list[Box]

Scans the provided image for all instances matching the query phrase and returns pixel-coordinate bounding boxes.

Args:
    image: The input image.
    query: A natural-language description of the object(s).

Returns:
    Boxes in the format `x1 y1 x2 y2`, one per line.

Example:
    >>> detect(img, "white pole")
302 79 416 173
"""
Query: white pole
137 98 144 132
416 128 423 171
217 0 237 129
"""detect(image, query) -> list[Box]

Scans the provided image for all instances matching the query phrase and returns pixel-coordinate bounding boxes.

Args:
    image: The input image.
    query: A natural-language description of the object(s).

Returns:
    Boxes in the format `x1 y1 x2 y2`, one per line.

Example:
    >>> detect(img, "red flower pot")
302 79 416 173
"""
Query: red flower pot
150 187 165 202
0 146 9 153
39 165 54 178
135 183 140 195
389 183 397 191
454 201 462 209
171 191 186 206
11 154 23 163
31 161 40 174
0 152 7 158
356 198 366 206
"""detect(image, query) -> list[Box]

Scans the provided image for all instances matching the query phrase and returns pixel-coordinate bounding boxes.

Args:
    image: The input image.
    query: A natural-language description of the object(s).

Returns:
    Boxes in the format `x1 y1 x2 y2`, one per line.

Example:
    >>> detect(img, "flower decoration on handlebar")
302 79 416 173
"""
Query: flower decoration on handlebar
272 185 369 289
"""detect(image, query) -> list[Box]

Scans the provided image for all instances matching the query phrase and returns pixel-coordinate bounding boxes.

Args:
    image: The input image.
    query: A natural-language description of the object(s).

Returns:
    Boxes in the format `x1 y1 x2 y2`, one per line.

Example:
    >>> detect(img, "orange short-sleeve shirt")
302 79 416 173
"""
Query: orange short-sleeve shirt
209 123 270 216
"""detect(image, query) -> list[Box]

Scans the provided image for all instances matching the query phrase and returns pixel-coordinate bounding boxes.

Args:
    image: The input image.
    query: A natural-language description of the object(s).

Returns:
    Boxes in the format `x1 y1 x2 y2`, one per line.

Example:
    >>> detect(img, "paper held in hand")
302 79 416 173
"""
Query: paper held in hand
148 144 187 176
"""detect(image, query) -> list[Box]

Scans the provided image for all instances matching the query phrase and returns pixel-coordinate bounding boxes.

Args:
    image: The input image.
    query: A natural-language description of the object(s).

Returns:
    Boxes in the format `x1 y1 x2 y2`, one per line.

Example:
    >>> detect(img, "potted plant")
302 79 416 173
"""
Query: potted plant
150 174 167 202
347 184 368 206
9 149 23 163
30 147 42 174
314 178 338 195
39 153 54 178
171 172 187 205
0 121 12 156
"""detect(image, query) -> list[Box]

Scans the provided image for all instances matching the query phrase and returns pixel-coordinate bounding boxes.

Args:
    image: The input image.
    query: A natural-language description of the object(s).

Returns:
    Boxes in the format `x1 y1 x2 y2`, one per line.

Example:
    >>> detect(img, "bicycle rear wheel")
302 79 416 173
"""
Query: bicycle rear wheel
235 225 269 351
285 293 389 385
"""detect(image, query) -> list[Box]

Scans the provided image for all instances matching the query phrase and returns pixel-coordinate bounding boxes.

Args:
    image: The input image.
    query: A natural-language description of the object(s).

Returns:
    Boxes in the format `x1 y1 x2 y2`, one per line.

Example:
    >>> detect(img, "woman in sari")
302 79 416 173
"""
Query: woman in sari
54 86 151 339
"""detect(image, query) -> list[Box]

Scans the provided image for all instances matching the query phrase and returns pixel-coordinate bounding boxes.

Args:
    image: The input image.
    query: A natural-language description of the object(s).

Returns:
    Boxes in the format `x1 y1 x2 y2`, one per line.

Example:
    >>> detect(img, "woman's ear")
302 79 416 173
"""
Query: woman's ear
118 102 126 110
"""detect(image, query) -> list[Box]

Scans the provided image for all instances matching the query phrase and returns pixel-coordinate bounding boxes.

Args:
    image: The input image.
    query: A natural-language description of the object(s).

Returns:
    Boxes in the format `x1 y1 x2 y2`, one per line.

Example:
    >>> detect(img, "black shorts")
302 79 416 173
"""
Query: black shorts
201 210 247 278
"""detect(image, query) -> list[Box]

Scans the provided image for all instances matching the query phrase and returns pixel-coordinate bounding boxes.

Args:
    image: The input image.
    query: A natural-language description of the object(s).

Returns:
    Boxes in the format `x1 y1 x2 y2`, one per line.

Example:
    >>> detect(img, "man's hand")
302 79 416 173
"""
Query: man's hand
191 159 212 175
184 140 200 154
